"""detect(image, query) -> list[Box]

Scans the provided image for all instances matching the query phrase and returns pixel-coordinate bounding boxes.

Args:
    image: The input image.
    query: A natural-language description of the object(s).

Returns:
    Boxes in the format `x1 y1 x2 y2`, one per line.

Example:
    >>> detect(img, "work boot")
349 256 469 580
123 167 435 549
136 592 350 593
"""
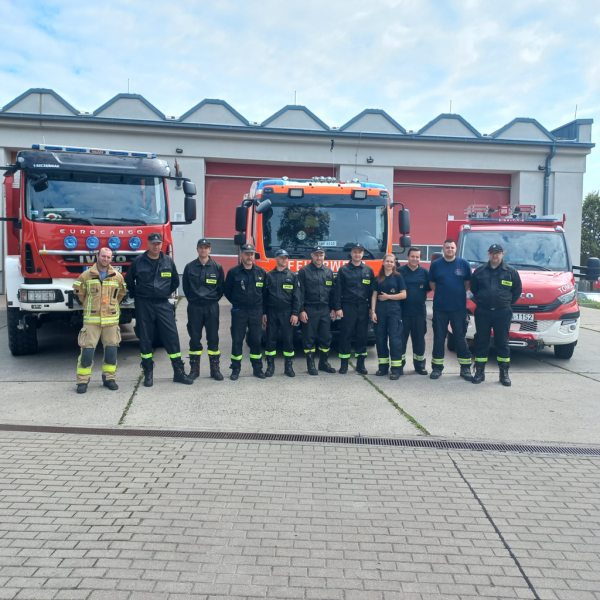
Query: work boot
356 356 368 375
389 366 403 380
414 360 428 376
171 357 194 385
141 358 154 387
102 375 119 391
76 383 88 394
375 363 389 377
318 351 336 373
306 353 318 376
284 357 295 378
472 362 486 384
338 358 349 374
430 368 442 380
460 364 473 382
230 359 241 381
209 355 224 381
499 364 511 387
251 358 266 379
265 356 275 378
188 356 200 380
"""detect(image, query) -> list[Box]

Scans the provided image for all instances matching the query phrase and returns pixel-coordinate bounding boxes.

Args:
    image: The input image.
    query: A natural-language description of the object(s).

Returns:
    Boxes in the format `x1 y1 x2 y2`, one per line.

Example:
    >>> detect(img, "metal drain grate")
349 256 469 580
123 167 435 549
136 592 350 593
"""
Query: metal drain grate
1 424 599 456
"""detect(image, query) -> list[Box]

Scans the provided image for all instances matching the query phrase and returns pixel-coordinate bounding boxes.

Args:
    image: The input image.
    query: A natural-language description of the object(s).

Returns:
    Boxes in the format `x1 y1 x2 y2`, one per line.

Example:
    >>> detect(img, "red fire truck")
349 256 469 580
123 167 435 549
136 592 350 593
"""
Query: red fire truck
2 144 197 355
445 204 600 359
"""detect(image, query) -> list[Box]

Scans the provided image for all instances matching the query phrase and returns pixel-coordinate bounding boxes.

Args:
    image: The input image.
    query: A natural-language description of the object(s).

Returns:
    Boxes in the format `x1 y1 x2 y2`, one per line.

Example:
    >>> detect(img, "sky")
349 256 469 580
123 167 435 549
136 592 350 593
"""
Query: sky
1 0 599 196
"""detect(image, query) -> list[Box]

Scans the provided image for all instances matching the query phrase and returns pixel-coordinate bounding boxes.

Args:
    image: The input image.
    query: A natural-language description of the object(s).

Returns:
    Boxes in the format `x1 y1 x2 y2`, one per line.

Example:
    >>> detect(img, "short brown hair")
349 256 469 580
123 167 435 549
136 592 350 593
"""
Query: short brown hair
407 247 421 256
443 238 455 245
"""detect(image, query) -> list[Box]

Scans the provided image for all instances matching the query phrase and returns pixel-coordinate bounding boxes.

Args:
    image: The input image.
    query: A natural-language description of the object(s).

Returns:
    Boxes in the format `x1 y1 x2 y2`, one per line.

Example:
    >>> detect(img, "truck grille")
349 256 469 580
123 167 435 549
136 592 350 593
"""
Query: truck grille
515 320 553 333
511 300 561 313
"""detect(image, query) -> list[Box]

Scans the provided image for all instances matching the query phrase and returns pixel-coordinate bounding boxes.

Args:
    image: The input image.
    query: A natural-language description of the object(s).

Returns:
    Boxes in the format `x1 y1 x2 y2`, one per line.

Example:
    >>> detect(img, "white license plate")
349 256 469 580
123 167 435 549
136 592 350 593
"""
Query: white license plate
512 313 534 322
83 265 122 272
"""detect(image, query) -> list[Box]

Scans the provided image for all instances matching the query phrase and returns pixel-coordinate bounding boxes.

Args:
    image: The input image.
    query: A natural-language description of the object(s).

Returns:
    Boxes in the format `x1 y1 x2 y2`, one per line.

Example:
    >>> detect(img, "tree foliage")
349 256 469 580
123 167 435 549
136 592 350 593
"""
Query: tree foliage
581 191 600 265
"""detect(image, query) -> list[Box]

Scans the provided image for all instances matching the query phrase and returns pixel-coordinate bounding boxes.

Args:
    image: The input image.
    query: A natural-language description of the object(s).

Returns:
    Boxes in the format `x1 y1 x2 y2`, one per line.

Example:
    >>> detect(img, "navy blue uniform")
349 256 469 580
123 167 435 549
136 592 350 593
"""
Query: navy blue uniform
399 265 430 371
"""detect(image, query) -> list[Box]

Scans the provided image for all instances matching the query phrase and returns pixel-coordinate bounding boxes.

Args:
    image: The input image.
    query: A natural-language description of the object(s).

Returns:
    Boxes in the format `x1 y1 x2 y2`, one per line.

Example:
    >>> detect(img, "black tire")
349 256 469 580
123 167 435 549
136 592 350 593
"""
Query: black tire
553 342 575 359
446 331 456 352
7 308 38 356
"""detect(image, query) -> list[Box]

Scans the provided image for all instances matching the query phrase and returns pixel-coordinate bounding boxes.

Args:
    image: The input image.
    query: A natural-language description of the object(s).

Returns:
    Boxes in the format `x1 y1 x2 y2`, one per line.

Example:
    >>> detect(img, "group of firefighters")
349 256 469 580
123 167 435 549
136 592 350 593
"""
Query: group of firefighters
73 233 522 393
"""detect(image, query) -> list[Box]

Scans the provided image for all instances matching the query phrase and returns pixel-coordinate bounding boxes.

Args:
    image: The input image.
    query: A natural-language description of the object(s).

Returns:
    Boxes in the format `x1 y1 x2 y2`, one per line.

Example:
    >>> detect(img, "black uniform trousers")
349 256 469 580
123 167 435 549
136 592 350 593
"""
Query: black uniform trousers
338 302 369 358
230 307 263 362
431 309 472 370
302 305 332 353
135 299 181 359
401 314 427 365
187 302 220 357
474 306 512 364
374 306 403 366
265 309 295 357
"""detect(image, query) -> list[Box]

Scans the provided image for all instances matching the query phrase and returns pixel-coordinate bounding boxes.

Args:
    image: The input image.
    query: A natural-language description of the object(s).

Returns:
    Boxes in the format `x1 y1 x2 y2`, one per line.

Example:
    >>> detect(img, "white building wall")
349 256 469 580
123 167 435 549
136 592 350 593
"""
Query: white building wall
553 172 584 263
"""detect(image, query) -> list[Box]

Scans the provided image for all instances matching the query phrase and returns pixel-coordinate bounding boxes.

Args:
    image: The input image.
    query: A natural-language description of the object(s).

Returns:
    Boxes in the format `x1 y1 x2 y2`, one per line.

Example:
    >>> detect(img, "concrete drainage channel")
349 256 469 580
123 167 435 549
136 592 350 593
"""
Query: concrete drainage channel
1 423 599 456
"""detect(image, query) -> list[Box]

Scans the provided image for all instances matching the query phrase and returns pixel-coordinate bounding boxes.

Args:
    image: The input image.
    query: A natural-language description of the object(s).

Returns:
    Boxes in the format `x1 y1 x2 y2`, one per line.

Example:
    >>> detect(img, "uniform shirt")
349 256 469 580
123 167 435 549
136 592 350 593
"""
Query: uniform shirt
428 256 472 312
332 261 375 310
470 260 523 309
182 257 224 306
399 265 431 316
298 261 334 311
223 263 267 309
263 267 301 315
371 273 406 312
125 252 179 300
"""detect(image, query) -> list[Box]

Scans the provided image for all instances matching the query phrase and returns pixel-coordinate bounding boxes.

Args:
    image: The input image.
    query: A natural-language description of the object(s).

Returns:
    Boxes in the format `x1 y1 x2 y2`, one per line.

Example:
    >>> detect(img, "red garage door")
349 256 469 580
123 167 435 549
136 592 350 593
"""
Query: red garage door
393 170 511 260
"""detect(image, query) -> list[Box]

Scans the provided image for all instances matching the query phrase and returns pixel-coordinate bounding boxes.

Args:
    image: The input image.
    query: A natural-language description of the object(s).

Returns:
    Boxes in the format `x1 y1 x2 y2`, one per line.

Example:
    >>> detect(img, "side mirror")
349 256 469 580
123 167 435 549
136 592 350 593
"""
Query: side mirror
399 235 411 248
184 196 196 222
585 257 600 281
235 206 247 233
233 232 246 246
32 174 49 193
255 199 272 215
431 252 442 262
397 208 410 234
183 180 196 196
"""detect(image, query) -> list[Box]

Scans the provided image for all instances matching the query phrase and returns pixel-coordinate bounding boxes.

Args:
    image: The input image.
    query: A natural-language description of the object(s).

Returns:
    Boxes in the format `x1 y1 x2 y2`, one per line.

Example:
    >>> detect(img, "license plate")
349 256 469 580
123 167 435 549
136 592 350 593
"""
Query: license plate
83 265 122 272
512 313 534 322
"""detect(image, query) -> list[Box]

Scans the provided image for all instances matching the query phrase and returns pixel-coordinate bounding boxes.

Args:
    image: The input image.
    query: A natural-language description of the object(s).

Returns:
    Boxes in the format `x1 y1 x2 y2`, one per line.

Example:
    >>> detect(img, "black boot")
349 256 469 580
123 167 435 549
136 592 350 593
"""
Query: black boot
209 355 224 381
338 358 349 374
188 356 200 380
460 364 473 382
102 375 119 391
472 362 486 384
251 358 266 379
171 357 194 385
318 351 336 373
306 353 318 376
284 357 295 378
356 356 368 375
430 367 442 380
230 359 241 381
499 364 511 387
76 383 88 394
265 356 275 378
141 358 154 387
375 363 389 377
389 366 403 380
414 360 428 376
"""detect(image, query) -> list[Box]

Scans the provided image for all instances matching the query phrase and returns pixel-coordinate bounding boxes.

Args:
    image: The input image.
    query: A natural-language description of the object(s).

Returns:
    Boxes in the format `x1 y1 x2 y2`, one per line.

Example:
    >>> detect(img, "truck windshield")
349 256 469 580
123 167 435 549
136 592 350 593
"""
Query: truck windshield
26 171 167 225
262 203 388 259
461 230 569 271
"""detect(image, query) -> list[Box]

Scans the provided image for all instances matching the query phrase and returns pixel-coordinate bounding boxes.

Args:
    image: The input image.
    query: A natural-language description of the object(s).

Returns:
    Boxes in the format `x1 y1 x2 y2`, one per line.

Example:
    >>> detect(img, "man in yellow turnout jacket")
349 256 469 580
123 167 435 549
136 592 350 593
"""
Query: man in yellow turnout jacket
73 247 127 394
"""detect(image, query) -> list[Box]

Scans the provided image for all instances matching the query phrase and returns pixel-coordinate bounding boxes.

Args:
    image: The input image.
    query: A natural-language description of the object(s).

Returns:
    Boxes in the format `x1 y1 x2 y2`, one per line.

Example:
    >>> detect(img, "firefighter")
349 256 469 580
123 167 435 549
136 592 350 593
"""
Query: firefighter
428 238 473 381
73 247 127 394
470 244 522 386
371 254 407 380
182 239 225 381
298 246 337 375
262 249 301 377
399 247 431 375
333 243 375 375
125 233 193 387
224 243 267 380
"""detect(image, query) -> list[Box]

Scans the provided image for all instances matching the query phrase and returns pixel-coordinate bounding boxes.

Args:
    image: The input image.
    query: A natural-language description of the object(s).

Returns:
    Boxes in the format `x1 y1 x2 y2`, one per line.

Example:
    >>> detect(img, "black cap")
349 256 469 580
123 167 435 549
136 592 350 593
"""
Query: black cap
240 243 255 253
275 249 289 257
197 238 211 247
488 244 504 253
351 242 365 251
312 245 326 254
148 233 163 243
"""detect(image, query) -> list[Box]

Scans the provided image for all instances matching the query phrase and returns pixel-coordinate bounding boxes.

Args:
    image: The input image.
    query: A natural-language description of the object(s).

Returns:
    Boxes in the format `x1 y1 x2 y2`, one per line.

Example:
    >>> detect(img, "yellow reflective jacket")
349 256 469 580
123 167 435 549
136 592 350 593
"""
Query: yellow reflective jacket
73 264 127 327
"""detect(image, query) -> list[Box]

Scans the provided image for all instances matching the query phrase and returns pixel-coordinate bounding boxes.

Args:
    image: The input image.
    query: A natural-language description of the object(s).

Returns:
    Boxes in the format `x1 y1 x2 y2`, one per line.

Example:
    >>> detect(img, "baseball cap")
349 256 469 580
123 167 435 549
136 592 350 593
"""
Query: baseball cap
312 245 326 254
148 233 163 243
488 244 504 253
197 238 211 247
275 249 289 257
351 242 365 251
240 243 255 253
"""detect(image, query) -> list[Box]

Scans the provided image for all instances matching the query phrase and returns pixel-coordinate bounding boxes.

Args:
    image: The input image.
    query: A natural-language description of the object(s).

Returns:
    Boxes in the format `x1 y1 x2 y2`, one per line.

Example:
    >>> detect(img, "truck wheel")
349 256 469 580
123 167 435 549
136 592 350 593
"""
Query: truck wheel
7 308 38 356
446 332 456 352
553 342 575 359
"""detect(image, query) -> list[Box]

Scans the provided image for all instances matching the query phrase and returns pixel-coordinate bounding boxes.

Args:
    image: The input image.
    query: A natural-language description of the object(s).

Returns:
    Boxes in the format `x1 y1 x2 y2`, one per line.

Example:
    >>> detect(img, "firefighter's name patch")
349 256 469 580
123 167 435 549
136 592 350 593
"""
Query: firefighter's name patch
206 279 217 284
501 280 513 286
325 281 332 286
161 272 172 278
256 282 264 287
283 284 294 290
362 279 371 284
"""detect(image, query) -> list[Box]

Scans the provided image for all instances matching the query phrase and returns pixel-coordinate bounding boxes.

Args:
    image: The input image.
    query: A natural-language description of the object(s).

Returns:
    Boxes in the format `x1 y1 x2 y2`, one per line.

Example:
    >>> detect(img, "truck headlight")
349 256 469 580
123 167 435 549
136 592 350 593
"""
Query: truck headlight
558 290 576 304
19 290 60 303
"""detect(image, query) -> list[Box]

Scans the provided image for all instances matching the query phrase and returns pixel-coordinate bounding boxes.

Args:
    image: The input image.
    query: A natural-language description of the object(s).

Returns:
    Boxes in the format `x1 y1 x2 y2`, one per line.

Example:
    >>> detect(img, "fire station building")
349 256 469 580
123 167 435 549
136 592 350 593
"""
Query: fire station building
0 88 594 285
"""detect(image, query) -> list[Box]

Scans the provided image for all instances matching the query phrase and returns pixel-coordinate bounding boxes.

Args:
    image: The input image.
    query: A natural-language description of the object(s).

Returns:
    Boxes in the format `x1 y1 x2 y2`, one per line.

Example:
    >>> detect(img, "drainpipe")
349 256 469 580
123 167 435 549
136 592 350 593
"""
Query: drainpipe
540 144 556 216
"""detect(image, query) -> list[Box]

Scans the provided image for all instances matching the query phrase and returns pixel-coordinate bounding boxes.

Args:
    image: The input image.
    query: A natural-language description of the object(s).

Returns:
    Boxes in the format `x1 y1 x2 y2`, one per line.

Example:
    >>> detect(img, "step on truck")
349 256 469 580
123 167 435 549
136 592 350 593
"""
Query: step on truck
444 204 600 359
2 144 197 356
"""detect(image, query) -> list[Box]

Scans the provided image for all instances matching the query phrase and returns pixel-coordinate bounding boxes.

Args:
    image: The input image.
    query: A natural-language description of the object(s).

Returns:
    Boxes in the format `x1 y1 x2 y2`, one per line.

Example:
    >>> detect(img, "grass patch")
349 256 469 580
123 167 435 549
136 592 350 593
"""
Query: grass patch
579 301 600 310
118 373 143 425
